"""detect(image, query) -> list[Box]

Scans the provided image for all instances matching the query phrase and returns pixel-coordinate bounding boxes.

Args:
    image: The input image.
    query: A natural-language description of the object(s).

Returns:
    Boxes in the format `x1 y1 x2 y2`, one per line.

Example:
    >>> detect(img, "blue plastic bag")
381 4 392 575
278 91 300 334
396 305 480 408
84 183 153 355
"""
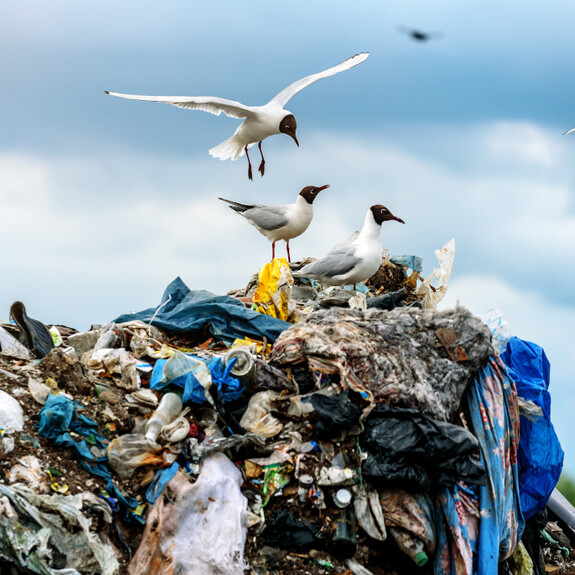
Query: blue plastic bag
501 337 564 520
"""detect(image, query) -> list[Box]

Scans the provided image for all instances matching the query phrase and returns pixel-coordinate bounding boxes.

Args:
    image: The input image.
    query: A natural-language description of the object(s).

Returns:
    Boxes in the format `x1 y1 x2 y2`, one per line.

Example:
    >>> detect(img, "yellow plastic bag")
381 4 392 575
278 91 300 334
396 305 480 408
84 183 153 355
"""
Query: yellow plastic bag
252 258 294 322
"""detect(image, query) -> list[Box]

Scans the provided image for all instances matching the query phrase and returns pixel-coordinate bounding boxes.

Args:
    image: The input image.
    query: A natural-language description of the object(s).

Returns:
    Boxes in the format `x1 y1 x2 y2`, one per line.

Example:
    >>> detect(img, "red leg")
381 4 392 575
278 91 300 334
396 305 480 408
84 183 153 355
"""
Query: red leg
286 240 291 263
245 146 253 180
272 241 276 260
258 141 265 176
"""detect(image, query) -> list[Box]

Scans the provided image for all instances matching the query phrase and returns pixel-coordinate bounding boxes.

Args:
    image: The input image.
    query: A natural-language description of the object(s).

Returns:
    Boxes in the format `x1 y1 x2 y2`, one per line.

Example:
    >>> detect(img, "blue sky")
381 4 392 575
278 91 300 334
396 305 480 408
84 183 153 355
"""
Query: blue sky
2 1 575 473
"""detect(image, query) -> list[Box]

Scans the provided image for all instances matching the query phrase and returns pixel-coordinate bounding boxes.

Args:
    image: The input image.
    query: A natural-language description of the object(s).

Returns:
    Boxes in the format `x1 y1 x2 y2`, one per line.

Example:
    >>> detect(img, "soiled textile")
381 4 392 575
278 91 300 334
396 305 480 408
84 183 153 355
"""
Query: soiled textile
434 357 524 574
270 306 493 420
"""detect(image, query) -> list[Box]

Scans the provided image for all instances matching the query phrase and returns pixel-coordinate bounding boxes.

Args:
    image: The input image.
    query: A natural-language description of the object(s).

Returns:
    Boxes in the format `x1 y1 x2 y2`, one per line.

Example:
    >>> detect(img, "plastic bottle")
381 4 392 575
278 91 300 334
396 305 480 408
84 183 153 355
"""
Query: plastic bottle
329 506 357 559
144 393 183 442
389 527 428 567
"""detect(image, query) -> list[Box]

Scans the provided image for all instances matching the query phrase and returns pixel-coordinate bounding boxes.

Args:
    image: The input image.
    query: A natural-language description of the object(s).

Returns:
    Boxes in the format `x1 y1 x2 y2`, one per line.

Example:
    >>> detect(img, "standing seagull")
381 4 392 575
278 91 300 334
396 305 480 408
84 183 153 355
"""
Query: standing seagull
293 205 404 287
219 185 329 262
106 52 368 180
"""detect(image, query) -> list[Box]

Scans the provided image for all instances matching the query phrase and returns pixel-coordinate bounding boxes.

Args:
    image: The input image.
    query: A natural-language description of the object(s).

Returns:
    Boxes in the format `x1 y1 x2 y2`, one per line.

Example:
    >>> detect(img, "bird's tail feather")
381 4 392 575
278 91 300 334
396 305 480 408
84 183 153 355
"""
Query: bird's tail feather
209 135 245 161
218 197 252 213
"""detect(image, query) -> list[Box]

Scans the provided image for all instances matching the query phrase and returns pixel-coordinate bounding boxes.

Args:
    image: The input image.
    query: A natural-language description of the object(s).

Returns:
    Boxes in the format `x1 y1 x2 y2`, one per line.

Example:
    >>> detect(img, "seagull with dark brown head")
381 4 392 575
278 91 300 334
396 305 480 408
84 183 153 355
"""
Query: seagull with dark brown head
293 205 405 287
219 184 329 262
106 52 368 180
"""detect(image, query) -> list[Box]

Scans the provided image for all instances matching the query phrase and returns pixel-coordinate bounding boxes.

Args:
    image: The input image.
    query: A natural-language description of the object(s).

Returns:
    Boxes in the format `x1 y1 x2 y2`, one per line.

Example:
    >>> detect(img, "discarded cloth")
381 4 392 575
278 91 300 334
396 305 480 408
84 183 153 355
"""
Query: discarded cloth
434 357 524 575
500 337 564 520
114 276 290 344
270 306 493 420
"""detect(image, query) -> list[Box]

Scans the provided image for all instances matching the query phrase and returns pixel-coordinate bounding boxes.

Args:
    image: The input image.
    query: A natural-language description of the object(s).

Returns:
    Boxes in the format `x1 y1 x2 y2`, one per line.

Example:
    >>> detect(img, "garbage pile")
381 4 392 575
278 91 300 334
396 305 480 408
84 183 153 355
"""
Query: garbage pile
0 247 573 575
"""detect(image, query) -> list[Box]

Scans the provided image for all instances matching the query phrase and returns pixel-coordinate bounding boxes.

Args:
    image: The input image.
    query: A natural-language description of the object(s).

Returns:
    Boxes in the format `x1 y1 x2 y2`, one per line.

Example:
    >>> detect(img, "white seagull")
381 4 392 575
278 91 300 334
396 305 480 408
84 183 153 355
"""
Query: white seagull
106 52 369 180
219 184 329 262
564 127 575 135
293 205 405 287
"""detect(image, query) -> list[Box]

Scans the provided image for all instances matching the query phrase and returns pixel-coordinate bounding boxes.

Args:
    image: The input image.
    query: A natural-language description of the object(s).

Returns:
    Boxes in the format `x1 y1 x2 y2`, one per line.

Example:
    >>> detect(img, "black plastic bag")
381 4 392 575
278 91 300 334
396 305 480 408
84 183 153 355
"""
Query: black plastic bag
361 404 486 491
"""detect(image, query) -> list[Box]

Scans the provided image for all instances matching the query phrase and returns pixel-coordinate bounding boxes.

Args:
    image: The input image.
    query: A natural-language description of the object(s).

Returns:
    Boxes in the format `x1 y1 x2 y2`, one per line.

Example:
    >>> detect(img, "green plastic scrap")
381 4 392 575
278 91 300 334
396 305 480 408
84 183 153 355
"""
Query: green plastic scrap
541 528 570 557
262 463 291 506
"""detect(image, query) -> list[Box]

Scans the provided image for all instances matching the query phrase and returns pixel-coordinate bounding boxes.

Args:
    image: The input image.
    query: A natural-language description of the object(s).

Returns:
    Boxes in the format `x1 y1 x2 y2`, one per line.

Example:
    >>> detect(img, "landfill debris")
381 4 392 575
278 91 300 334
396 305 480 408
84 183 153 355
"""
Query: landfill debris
0 252 573 575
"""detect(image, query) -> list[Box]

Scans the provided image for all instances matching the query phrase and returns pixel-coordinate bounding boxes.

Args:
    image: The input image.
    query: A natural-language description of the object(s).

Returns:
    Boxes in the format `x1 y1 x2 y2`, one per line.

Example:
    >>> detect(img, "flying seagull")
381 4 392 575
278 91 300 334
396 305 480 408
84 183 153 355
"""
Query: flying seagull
293 204 404 288
399 26 442 42
106 52 369 180
219 184 329 262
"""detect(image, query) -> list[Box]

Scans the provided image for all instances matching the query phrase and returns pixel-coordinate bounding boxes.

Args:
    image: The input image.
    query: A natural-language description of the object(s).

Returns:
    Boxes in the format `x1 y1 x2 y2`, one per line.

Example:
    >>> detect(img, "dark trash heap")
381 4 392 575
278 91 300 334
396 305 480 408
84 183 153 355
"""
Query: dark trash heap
0 254 573 575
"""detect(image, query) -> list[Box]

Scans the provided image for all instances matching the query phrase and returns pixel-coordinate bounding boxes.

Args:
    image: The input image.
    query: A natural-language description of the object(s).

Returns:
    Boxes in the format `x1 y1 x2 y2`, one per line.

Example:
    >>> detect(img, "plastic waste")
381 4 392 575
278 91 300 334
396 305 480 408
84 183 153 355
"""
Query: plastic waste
352 486 387 541
334 488 352 508
239 390 283 438
7 454 49 493
0 482 120 575
113 276 290 345
128 453 247 575
145 392 183 442
501 337 564 520
0 390 24 434
361 403 485 491
0 325 31 359
28 377 52 405
479 309 512 355
329 506 357 559
389 527 428 566
106 434 176 479
9 300 55 358
414 238 455 309
366 287 409 310
252 258 295 321
263 508 324 552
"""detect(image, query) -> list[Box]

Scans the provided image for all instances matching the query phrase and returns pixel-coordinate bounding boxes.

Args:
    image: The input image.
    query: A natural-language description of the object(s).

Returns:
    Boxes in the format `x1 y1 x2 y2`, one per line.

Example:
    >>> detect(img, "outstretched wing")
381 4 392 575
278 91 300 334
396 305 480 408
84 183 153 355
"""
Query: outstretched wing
105 92 257 120
564 127 575 135
269 52 369 108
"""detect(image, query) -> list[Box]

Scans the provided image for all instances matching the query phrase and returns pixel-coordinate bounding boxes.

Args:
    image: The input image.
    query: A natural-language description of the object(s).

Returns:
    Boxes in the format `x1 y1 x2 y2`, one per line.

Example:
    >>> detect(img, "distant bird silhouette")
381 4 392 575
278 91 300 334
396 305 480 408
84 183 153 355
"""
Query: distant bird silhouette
219 185 329 262
106 53 369 181
399 26 442 42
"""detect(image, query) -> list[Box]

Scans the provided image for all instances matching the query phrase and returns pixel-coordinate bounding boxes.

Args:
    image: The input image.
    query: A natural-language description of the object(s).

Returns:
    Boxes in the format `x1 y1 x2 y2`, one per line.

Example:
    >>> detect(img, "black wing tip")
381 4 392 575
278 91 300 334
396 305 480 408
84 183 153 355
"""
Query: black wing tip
104 90 110 95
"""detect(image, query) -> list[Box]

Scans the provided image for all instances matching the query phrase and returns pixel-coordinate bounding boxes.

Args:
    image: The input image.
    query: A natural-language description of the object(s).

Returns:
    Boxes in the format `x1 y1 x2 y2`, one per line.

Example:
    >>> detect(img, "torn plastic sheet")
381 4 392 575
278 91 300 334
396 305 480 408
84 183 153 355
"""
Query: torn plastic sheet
113 276 290 345
81 348 140 390
0 390 24 434
271 306 493 421
501 337 564 520
0 482 119 575
0 325 31 360
128 453 247 575
415 238 455 309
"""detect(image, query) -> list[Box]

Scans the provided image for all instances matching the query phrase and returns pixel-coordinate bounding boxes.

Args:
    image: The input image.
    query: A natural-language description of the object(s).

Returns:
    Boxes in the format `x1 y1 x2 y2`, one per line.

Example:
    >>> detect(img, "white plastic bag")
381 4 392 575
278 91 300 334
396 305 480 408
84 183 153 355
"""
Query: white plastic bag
129 453 247 575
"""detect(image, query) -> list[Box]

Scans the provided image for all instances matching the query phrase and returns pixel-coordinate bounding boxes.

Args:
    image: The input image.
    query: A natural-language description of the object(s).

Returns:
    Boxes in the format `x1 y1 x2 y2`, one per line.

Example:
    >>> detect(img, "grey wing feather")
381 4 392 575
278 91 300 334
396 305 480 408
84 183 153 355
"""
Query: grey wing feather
245 206 289 231
105 92 256 120
298 246 359 278
269 52 369 108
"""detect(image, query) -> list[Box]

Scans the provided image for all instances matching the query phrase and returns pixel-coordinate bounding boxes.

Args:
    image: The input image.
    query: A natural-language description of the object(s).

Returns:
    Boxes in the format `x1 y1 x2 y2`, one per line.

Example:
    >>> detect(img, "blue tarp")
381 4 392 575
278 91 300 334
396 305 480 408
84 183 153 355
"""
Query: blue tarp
501 337 564 520
113 276 290 344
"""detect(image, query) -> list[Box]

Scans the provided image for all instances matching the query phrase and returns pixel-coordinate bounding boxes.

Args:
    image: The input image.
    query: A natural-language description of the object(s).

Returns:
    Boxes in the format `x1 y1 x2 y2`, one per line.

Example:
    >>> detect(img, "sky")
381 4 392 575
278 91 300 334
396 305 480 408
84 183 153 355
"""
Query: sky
1 1 575 473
